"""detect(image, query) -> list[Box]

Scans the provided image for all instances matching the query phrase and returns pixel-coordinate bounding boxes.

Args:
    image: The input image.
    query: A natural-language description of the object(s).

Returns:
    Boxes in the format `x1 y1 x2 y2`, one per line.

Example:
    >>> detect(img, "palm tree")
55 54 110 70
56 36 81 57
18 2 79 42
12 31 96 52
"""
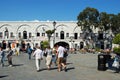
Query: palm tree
45 29 55 45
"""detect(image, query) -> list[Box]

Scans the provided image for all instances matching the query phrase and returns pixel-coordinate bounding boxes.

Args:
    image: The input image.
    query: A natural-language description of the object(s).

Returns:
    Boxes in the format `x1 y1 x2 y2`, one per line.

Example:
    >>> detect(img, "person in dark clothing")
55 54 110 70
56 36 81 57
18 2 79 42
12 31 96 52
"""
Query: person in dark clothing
7 47 13 67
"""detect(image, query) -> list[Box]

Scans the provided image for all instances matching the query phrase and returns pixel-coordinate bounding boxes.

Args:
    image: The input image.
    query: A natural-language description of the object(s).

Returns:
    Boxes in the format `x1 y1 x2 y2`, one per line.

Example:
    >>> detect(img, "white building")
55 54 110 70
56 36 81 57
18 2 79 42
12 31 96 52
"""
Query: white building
0 21 112 50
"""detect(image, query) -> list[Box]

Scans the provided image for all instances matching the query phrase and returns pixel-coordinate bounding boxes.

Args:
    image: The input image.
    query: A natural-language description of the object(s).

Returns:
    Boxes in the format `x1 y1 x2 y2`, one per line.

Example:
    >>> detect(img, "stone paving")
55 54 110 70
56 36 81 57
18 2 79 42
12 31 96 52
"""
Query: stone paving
0 52 120 80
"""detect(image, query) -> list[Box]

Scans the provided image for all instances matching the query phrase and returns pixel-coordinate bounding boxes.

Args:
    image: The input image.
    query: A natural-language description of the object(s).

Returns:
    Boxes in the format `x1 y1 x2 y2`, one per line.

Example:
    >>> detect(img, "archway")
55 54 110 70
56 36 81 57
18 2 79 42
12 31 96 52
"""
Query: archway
16 24 31 39
36 24 49 32
80 42 84 49
55 41 69 49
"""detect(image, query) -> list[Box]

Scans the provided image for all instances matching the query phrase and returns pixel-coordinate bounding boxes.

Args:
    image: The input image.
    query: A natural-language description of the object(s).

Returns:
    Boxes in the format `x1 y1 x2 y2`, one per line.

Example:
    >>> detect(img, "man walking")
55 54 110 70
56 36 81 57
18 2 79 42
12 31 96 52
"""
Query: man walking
33 46 43 72
57 45 67 72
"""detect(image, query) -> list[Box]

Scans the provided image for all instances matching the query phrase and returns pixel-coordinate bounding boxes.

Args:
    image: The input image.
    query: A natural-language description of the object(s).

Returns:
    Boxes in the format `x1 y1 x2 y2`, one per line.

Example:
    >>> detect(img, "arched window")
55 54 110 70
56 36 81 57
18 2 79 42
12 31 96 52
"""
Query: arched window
0 32 3 38
60 31 64 39
36 32 40 37
18 32 21 38
29 32 32 38
10 32 14 38
74 33 78 39
23 31 27 39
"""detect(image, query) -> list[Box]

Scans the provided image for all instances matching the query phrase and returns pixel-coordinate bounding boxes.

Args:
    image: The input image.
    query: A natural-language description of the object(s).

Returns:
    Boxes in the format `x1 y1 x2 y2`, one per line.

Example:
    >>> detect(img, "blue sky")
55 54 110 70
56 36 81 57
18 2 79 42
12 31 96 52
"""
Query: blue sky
0 0 120 21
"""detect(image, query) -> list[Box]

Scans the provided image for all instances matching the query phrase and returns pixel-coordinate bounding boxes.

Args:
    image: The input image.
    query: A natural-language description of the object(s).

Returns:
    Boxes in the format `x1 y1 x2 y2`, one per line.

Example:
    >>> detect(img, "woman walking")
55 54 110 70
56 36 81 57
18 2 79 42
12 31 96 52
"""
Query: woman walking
45 46 52 70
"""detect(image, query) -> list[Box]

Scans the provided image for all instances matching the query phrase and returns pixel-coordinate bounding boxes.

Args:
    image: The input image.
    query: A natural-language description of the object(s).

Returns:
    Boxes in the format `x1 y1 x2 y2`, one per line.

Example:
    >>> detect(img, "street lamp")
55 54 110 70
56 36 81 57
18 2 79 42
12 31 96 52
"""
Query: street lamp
69 36 75 49
69 36 75 53
53 21 56 47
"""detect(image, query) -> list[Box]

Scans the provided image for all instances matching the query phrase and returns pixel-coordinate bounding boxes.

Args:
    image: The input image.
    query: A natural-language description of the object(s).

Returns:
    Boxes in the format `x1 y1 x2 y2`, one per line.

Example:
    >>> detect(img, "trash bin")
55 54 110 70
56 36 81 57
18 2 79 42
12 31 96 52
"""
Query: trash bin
98 54 107 71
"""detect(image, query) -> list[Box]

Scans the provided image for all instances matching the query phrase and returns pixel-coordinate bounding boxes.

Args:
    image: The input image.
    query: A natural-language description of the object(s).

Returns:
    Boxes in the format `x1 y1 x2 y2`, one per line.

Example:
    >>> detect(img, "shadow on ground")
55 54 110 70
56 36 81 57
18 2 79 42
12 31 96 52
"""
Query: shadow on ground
0 75 8 78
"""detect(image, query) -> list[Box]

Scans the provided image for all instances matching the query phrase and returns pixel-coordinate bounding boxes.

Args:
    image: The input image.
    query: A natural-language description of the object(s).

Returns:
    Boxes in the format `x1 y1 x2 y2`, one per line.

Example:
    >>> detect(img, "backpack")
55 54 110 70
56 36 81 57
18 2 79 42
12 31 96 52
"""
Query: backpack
27 48 32 53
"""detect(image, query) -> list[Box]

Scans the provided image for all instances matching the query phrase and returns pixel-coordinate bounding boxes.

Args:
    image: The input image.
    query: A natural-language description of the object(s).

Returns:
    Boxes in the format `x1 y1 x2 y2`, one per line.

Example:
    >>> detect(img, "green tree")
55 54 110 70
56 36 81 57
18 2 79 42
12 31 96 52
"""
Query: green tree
40 40 49 49
110 13 120 34
45 29 55 45
99 12 111 31
77 7 120 35
112 33 120 46
77 7 99 39
77 7 99 29
112 33 120 54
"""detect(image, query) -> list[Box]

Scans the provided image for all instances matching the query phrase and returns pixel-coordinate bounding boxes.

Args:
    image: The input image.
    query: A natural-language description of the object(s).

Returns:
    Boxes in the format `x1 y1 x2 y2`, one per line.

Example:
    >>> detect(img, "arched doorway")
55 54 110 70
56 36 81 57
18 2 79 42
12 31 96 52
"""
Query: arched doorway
60 31 64 39
80 42 84 49
55 41 69 49
23 31 27 39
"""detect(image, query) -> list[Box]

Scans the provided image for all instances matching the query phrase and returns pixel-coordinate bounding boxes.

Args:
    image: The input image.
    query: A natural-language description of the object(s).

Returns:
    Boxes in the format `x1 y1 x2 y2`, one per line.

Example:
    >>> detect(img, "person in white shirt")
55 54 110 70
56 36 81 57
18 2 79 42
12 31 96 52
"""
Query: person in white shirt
57 45 67 72
33 46 43 72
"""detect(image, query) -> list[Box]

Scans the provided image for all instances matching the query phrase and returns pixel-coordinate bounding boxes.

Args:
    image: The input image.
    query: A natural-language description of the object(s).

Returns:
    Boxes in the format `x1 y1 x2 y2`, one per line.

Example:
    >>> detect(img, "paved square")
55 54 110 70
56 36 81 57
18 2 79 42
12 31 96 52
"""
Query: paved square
0 52 119 80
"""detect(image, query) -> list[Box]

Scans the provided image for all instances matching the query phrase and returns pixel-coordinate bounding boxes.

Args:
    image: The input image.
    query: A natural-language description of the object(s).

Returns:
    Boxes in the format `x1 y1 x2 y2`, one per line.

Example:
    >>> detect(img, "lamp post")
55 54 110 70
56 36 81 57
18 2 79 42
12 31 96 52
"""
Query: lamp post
53 21 56 47
69 36 75 53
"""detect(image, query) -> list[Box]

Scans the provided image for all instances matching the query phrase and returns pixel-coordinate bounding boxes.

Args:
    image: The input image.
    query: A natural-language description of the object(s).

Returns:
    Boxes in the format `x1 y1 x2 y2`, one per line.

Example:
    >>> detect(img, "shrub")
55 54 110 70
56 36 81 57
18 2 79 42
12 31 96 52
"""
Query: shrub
113 47 120 54
112 33 120 45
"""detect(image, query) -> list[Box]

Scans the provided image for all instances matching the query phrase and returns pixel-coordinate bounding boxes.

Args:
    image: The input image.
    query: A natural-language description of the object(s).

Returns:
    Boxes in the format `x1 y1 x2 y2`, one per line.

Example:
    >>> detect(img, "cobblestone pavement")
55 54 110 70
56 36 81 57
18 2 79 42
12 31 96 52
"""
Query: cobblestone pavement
0 52 120 80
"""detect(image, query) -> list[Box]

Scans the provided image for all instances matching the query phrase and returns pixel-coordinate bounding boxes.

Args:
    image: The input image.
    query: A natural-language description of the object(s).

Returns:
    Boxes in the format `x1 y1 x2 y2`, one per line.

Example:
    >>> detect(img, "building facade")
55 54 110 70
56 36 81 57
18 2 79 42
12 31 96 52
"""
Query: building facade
0 21 113 50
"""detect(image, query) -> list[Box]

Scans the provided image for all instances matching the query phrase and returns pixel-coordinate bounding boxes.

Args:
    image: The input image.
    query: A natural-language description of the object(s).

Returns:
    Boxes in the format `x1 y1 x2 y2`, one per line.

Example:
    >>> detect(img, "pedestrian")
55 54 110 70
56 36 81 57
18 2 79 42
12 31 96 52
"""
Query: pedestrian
16 42 20 56
45 46 52 70
112 53 120 73
63 47 68 65
7 47 13 67
52 46 58 66
11 42 16 55
0 47 5 67
27 46 33 60
33 46 43 72
57 45 67 72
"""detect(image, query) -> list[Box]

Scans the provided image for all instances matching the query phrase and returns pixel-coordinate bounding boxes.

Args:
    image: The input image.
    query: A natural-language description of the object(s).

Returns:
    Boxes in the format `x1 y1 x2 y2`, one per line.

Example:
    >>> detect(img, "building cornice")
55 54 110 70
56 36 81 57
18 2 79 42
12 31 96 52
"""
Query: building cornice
0 20 77 23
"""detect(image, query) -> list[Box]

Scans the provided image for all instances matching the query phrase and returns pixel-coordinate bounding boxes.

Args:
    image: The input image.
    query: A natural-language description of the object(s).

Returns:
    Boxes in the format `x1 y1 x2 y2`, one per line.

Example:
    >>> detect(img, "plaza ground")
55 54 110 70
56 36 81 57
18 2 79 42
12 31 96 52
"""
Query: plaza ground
0 52 120 80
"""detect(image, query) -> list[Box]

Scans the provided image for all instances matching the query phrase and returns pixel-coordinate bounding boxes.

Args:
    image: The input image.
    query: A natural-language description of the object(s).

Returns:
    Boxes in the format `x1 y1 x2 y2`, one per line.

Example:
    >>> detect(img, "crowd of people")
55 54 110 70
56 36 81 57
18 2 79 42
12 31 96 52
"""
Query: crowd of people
32 44 68 72
0 47 14 67
0 41 69 72
0 40 120 73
